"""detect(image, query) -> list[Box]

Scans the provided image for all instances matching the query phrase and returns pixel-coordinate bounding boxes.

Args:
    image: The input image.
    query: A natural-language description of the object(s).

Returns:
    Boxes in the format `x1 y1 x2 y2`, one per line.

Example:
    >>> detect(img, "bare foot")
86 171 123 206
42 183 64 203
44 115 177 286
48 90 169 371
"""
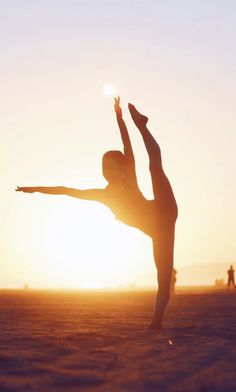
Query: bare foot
144 320 162 332
128 103 148 128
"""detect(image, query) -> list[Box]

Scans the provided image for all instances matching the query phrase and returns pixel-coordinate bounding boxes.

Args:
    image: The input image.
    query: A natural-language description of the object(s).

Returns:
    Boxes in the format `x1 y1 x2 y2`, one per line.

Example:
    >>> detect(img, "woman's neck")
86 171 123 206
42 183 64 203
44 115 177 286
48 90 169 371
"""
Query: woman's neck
107 178 125 193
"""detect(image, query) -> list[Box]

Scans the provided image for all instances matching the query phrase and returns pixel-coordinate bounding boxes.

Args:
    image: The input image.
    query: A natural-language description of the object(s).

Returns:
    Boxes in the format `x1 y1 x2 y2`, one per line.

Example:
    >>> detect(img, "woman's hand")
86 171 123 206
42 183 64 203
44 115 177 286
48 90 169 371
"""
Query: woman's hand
114 96 122 117
15 186 37 193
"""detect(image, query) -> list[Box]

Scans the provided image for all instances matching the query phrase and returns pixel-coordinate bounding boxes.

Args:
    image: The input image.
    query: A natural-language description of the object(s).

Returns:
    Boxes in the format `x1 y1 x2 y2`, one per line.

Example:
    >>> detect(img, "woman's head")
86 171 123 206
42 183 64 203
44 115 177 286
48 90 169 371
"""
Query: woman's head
102 150 125 183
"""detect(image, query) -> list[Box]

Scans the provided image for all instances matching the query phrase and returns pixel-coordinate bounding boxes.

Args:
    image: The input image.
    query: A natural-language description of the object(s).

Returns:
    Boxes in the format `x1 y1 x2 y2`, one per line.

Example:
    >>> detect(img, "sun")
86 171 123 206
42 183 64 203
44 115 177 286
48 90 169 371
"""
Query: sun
18 197 143 289
102 83 117 97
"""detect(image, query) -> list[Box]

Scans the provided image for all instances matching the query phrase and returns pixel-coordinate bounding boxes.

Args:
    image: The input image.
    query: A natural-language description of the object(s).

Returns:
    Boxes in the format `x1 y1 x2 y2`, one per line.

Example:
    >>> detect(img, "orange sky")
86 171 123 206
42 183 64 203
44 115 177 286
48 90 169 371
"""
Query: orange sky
1 1 236 288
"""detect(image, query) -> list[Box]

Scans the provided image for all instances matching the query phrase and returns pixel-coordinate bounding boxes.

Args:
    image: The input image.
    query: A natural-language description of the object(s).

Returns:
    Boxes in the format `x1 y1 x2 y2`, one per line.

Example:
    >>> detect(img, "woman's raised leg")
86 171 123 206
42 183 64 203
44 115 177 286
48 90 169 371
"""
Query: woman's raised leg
128 103 177 213
128 103 178 330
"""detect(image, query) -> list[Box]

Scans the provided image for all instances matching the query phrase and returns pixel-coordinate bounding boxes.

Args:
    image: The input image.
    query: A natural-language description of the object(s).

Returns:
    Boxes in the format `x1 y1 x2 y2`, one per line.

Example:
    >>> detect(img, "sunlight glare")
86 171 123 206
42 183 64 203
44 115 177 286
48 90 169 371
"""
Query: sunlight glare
102 83 117 97
20 199 141 289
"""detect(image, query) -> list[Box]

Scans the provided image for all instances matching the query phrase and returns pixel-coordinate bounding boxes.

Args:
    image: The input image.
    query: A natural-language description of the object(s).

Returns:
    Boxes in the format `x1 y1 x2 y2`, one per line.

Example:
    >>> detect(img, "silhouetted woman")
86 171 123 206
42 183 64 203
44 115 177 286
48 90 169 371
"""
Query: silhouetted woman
16 97 178 331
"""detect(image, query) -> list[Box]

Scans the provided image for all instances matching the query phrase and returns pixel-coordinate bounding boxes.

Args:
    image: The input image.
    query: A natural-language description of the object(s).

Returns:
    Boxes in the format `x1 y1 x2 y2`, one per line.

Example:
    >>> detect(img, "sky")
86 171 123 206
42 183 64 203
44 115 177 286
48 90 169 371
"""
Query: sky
1 0 236 288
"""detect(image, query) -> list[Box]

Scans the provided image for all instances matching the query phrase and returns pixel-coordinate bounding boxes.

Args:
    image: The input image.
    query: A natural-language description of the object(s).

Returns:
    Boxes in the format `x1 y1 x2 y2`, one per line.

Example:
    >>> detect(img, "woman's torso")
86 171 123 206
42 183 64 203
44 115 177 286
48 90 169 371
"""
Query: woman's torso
104 181 161 237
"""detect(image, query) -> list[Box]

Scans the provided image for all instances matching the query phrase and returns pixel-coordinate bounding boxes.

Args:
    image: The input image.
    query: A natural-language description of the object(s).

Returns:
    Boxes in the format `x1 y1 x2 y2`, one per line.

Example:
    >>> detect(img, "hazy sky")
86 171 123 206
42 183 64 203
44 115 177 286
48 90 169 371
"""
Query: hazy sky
1 1 236 288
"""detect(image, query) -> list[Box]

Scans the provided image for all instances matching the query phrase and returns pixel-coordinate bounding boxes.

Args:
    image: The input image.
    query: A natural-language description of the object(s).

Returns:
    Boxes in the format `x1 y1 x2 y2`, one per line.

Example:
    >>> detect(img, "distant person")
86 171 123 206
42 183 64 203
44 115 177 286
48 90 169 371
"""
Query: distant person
171 268 177 294
215 278 225 288
227 265 236 289
16 97 178 332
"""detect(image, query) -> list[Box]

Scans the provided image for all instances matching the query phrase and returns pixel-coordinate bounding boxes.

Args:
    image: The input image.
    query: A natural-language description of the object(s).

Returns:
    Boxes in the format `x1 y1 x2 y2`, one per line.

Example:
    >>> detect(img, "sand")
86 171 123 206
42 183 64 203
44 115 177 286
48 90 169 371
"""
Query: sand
0 289 235 392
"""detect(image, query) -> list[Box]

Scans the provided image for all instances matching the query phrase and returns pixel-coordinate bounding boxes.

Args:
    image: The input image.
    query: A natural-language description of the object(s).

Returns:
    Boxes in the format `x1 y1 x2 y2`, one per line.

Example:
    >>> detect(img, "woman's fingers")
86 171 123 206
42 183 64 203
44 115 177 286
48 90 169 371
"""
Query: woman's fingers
15 186 33 193
114 96 120 106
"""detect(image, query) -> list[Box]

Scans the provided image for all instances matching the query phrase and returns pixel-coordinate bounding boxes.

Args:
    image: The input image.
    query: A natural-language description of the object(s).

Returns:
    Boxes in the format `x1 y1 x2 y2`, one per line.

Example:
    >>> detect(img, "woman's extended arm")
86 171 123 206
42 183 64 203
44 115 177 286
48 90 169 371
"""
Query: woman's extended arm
15 186 106 203
114 97 138 186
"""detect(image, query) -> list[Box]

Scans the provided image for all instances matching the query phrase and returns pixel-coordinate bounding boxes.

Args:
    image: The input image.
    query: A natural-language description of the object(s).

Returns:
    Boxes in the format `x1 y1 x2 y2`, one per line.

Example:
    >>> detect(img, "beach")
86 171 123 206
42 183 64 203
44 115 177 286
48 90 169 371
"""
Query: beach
0 289 235 392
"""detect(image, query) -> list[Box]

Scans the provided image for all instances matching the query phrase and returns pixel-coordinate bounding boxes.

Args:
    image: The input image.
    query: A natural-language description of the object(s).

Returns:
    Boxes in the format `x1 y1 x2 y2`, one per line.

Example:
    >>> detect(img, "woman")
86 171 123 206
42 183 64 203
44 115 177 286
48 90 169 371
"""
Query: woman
16 97 178 331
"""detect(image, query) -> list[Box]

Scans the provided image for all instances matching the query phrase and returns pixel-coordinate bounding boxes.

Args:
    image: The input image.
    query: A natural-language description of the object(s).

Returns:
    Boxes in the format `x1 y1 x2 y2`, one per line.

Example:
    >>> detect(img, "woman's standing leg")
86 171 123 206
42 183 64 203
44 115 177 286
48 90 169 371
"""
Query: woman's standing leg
128 103 178 330
151 230 175 329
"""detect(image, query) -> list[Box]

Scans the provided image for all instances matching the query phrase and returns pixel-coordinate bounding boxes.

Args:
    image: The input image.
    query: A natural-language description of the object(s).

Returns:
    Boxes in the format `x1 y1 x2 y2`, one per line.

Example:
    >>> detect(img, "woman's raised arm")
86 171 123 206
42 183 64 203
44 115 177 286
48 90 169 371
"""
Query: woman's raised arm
114 97 134 162
114 97 138 186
